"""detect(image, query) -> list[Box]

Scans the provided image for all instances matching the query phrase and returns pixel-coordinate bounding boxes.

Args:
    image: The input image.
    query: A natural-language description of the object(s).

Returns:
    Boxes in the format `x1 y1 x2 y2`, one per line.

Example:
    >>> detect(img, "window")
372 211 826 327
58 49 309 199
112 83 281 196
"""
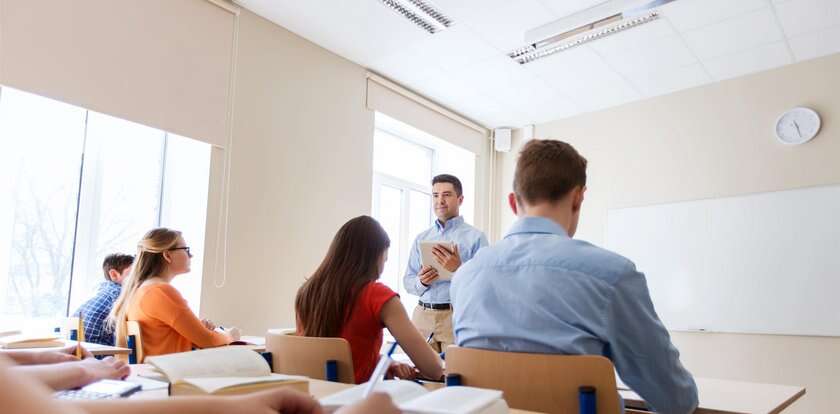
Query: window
0 86 212 326
371 113 476 312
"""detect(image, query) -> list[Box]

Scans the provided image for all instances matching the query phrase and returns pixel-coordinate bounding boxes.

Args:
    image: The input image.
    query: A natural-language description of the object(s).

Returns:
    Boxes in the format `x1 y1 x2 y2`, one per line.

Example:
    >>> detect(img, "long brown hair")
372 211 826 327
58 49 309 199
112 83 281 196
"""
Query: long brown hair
295 216 390 337
107 227 182 347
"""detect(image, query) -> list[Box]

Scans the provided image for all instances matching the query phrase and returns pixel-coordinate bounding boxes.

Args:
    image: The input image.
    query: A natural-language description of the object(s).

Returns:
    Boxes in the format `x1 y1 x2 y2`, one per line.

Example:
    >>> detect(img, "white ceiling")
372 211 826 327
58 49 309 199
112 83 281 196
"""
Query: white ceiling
236 0 840 128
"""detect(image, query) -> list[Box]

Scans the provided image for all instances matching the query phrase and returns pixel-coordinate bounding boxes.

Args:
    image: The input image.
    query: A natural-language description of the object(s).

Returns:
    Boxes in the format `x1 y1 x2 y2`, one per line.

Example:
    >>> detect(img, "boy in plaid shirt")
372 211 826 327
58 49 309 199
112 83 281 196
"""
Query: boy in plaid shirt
72 253 134 345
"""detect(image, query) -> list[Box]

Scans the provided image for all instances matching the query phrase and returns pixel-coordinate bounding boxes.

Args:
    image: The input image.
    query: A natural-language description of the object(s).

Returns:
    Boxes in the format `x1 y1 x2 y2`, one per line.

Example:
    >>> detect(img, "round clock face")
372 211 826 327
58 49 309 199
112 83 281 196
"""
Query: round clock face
775 107 821 145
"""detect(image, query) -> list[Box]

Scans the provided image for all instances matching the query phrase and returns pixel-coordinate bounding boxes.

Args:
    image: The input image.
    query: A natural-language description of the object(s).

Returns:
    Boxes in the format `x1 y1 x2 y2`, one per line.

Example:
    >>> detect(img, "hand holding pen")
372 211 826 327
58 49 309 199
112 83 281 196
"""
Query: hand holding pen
362 341 399 397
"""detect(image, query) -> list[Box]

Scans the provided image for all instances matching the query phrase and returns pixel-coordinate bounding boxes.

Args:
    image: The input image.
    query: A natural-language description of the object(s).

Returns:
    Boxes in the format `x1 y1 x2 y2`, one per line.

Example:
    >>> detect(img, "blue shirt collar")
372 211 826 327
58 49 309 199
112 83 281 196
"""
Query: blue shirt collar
101 280 121 292
435 215 464 231
505 216 569 239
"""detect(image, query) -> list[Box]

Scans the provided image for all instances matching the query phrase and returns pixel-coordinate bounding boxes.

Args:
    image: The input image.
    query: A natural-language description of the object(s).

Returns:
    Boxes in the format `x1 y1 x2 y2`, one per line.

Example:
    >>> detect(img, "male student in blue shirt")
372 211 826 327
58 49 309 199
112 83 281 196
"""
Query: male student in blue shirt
451 139 698 414
72 253 134 345
404 174 488 353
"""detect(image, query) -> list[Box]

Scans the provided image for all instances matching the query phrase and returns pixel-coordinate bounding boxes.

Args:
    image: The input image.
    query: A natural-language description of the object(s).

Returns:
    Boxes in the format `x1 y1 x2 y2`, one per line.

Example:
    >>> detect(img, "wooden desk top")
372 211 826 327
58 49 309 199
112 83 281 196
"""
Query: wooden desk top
13 339 131 356
67 340 132 356
619 376 805 414
127 365 540 413
128 355 806 414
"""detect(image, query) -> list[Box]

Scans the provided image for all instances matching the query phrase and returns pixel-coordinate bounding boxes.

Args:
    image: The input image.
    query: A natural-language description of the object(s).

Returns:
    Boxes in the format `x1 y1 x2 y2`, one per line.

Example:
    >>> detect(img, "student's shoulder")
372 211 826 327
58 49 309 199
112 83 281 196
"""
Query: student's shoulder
138 283 184 304
565 240 639 283
454 242 502 276
365 281 398 298
361 282 398 315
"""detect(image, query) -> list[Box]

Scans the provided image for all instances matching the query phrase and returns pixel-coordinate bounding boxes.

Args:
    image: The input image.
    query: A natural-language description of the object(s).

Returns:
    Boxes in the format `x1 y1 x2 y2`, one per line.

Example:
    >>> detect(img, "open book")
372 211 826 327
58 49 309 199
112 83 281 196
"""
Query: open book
144 347 308 396
320 380 508 414
0 333 63 349
420 241 456 281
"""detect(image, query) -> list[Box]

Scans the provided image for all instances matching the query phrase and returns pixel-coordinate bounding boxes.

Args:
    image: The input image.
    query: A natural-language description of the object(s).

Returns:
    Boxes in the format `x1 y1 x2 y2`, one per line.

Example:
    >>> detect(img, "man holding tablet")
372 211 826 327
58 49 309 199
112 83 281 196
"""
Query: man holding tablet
403 174 487 353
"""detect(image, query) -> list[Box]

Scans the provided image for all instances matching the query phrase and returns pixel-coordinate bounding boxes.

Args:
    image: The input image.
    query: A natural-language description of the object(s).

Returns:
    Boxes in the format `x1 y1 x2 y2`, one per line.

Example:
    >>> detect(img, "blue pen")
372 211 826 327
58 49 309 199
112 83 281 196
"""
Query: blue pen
426 332 434 344
362 341 399 397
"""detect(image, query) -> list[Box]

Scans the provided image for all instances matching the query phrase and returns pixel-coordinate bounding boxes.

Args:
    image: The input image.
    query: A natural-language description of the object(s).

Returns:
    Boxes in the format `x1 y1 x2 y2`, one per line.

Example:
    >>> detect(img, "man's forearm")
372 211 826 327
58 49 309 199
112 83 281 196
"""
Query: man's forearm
70 397 229 414
12 363 92 390
404 273 430 296
1 350 41 365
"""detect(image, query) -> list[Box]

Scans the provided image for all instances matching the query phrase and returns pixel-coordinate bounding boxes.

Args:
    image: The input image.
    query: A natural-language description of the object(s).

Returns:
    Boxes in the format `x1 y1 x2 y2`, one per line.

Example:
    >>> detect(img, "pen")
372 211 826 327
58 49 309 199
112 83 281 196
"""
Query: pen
426 332 434 345
76 313 83 359
362 341 398 397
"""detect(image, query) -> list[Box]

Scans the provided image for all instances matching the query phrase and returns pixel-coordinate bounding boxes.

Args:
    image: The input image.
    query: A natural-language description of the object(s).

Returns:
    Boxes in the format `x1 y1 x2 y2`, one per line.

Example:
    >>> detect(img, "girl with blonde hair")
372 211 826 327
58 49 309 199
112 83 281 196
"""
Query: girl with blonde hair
108 228 238 357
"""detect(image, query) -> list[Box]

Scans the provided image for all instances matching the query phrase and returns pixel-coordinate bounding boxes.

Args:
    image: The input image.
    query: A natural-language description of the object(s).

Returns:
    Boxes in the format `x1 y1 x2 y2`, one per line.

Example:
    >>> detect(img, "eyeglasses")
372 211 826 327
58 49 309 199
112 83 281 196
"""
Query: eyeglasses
169 247 192 258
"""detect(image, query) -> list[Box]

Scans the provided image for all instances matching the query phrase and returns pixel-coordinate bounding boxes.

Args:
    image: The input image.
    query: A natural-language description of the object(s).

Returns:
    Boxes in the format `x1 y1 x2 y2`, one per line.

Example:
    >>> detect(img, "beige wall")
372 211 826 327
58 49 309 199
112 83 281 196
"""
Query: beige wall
199 9 374 334
497 53 840 413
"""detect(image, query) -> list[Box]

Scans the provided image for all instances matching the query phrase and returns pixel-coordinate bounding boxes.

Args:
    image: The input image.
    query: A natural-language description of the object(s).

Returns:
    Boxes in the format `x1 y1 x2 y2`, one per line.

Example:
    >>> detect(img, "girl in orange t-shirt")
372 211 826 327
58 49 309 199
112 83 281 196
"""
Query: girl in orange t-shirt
296 216 444 383
108 228 238 357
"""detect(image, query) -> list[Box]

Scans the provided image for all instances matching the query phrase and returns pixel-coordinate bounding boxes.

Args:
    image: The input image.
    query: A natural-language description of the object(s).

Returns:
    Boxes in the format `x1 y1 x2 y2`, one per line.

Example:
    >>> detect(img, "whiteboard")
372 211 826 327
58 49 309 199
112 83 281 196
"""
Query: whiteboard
606 185 840 337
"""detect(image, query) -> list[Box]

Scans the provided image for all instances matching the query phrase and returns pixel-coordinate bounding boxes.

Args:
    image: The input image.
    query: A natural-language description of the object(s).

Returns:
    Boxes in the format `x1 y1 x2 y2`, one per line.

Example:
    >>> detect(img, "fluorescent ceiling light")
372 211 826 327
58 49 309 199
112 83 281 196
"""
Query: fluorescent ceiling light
377 0 453 34
509 0 677 64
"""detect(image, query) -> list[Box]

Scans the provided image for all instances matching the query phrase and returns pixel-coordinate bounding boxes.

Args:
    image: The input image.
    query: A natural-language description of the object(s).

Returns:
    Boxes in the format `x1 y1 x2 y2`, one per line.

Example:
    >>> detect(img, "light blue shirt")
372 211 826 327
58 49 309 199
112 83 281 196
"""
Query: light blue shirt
451 216 698 414
403 216 488 304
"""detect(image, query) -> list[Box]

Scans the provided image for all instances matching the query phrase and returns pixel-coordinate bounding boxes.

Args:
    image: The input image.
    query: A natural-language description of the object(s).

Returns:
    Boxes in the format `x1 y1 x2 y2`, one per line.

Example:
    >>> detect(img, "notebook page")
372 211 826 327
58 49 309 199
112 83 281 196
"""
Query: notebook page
320 380 427 410
400 387 504 414
146 347 270 382
181 373 306 394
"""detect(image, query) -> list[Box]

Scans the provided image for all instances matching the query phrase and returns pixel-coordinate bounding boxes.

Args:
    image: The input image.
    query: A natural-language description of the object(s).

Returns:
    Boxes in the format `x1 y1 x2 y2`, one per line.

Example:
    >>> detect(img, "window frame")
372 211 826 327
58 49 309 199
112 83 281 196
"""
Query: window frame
372 127 437 309
0 85 211 320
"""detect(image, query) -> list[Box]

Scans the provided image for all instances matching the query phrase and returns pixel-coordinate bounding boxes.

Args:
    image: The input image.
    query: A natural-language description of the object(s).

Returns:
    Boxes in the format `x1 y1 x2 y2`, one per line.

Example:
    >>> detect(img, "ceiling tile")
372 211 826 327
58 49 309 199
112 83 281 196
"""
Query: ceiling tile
237 0 430 63
682 7 786 60
773 0 840 38
662 0 768 32
419 26 501 71
519 95 582 125
239 0 836 128
434 0 560 52
497 78 567 110
411 72 486 112
703 41 793 81
537 0 610 18
525 46 640 111
369 24 499 82
787 25 840 62
624 63 712 97
589 20 697 76
448 55 531 90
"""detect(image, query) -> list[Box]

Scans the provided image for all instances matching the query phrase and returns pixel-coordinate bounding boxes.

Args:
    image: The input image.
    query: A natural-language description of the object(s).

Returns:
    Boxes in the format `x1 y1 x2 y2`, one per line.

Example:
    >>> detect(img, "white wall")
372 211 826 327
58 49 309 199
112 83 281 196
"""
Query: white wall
497 53 840 413
199 9 375 334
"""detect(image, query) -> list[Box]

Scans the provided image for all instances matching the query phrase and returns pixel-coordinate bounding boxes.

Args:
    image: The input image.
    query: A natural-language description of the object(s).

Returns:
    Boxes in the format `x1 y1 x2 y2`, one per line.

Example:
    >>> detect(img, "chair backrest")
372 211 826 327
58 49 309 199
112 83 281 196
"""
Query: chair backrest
445 346 621 414
265 329 354 384
126 321 144 364
56 317 84 341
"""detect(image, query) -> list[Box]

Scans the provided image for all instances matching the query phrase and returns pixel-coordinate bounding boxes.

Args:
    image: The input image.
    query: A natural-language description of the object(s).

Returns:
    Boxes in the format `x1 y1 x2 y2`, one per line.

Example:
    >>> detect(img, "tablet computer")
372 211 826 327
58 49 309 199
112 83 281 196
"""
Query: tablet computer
419 241 456 281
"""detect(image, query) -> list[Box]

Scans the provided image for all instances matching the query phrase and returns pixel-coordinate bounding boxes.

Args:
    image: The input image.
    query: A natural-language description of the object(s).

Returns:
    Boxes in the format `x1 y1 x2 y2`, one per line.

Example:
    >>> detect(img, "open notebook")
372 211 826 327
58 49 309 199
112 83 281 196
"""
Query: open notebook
144 347 308 396
320 380 508 414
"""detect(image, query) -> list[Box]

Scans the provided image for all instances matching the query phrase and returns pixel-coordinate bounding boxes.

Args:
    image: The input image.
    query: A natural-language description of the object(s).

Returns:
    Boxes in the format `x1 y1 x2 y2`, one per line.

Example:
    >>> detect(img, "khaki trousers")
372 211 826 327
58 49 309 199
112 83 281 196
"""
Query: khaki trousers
411 305 454 353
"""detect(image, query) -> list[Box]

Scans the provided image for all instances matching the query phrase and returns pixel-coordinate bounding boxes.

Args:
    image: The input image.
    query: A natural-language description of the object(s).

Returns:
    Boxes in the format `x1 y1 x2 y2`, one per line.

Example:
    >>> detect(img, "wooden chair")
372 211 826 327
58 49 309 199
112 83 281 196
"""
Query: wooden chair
126 321 145 364
265 329 354 384
445 346 621 414
55 316 84 342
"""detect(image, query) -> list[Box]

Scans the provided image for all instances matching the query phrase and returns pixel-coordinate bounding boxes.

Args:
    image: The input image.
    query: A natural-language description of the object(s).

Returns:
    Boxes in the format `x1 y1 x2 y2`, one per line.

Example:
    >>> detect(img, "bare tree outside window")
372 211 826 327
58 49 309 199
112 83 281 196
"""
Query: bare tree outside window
0 86 212 323
0 87 85 319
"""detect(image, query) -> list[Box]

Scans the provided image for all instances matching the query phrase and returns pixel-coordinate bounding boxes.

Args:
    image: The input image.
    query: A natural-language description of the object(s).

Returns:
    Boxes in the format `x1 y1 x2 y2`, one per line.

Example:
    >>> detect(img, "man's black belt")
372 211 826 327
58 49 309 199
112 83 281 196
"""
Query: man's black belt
418 301 451 310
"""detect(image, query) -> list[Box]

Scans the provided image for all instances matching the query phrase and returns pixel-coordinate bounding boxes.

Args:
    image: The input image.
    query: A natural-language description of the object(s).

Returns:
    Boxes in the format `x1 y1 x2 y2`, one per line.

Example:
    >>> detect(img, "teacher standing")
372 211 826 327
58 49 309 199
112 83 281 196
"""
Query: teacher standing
403 174 488 353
